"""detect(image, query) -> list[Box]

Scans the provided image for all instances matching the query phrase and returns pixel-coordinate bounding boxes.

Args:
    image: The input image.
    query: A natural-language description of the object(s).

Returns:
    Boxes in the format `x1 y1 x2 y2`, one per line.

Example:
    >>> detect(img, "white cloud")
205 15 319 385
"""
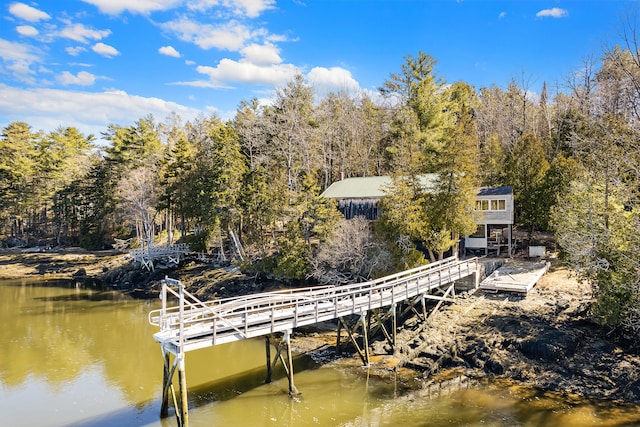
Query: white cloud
161 18 252 51
159 45 181 57
0 83 204 142
59 23 111 43
81 0 182 15
16 25 38 37
66 46 87 56
9 2 51 22
233 0 275 18
536 8 568 18
196 24 252 50
187 0 275 18
240 43 281 65
307 66 361 95
188 58 299 87
57 71 96 86
92 42 120 57
0 38 40 83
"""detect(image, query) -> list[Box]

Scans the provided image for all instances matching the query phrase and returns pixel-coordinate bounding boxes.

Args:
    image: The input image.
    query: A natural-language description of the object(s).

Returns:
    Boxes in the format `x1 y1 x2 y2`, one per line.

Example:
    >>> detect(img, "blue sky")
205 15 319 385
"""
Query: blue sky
0 0 634 139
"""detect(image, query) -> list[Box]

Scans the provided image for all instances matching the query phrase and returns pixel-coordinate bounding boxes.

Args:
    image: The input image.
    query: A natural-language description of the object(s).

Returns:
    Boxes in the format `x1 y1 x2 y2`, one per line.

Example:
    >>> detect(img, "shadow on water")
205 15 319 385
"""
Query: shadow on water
187 353 319 404
65 354 321 427
33 290 132 303
4 278 91 288
7 278 139 304
66 404 162 427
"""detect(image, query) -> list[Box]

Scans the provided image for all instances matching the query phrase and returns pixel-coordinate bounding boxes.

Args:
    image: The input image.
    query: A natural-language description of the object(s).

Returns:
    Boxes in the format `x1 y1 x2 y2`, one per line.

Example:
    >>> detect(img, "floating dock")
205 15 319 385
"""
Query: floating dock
479 260 550 293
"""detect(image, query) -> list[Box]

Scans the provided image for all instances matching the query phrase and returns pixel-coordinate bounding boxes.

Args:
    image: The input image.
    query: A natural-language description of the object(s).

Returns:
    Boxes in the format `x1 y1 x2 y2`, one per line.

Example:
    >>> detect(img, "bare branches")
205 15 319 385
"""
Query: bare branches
117 166 159 246
310 217 391 285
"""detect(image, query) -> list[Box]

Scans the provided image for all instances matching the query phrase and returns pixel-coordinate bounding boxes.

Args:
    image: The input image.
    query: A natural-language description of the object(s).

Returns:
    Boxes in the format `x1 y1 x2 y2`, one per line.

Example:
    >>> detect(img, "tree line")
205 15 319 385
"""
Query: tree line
3 40 640 333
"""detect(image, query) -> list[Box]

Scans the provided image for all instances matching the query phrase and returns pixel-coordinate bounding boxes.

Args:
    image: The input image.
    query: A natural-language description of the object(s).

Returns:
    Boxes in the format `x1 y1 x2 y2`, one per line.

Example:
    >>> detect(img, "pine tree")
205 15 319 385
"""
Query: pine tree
0 122 37 240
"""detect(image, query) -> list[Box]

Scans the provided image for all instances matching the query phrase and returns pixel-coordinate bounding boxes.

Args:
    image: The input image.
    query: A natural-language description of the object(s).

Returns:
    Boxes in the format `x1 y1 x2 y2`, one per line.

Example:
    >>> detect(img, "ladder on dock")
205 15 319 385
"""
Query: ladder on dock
148 255 478 426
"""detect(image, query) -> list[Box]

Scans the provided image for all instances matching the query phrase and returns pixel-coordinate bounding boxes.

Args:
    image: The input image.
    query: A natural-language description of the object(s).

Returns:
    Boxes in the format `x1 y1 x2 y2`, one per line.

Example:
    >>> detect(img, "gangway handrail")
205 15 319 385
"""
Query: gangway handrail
149 256 478 352
149 256 476 327
157 277 253 339
149 256 475 325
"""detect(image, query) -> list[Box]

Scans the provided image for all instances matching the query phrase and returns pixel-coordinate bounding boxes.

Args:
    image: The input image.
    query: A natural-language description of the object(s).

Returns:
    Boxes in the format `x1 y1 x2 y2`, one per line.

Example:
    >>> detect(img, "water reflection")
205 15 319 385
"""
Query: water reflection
0 279 160 401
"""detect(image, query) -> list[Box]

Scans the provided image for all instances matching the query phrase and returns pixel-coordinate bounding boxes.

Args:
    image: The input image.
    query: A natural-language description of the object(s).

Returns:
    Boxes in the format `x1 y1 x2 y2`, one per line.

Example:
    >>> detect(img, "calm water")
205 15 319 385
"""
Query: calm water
2 279 640 427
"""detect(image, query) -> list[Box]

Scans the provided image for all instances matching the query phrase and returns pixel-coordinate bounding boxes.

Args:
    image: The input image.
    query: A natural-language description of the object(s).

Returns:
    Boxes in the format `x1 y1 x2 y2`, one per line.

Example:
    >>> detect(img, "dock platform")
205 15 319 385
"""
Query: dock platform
479 260 549 293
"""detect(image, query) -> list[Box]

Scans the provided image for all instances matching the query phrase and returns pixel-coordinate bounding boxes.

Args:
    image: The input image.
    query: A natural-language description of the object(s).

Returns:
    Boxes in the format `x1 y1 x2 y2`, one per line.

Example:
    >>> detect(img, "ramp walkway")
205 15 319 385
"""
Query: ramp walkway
148 255 478 426
149 255 478 355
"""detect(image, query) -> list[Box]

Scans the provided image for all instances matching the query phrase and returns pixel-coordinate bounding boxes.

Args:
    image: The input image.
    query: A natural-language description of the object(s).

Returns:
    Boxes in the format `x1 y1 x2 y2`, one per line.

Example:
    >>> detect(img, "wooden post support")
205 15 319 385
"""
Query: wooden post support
265 335 272 383
283 329 299 396
370 309 393 352
177 281 189 427
391 304 397 351
427 283 456 321
160 349 171 417
178 355 189 427
336 319 342 355
361 313 370 366
339 316 367 365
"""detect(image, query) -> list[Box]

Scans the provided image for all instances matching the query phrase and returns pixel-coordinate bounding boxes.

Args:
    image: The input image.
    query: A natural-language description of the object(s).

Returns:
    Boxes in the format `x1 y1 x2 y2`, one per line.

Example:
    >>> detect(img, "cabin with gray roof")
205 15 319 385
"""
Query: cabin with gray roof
322 176 514 256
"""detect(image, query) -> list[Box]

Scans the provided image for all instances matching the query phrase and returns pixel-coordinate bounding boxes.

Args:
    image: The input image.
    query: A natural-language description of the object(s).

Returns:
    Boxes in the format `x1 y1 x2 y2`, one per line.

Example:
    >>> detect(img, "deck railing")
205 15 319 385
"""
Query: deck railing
130 243 190 270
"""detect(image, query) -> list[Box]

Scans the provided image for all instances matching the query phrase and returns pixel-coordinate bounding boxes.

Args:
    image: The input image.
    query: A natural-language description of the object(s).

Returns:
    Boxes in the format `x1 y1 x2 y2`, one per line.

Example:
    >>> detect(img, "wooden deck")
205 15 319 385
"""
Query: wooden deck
148 255 479 356
479 260 550 293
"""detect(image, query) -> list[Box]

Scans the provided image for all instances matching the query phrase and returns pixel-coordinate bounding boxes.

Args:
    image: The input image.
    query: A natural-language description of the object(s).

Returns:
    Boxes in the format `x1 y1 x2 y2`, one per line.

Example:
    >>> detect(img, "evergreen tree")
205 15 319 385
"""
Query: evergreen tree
381 51 446 174
158 122 194 241
503 133 550 231
380 54 479 261
424 82 480 259
274 173 340 279
185 117 247 251
0 122 37 240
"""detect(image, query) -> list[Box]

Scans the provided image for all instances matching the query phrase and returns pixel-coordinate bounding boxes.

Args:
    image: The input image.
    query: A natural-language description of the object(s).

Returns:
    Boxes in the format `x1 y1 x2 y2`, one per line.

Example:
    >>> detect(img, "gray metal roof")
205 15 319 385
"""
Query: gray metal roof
477 186 513 196
321 176 392 199
322 175 439 199
322 176 512 199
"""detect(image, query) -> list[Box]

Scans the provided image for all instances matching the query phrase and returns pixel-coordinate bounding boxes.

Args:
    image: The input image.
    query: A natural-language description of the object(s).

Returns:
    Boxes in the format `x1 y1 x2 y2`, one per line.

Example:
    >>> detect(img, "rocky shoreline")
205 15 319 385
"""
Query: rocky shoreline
279 262 640 406
2 249 639 406
382 267 640 404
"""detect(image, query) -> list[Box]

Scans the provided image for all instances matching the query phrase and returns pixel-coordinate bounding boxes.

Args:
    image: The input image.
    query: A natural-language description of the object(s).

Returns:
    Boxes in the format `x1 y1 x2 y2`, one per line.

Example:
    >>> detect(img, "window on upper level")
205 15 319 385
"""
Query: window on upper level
475 199 506 211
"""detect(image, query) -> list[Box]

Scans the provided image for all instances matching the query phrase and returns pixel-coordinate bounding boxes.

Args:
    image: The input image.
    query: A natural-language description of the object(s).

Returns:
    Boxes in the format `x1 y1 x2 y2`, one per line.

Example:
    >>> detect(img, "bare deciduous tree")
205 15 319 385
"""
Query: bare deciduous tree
118 167 159 248
310 216 391 284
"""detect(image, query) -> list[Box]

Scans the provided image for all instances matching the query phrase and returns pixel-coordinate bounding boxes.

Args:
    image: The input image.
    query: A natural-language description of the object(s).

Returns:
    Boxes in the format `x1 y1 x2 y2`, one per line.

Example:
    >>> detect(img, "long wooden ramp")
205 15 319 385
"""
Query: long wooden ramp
148 255 478 426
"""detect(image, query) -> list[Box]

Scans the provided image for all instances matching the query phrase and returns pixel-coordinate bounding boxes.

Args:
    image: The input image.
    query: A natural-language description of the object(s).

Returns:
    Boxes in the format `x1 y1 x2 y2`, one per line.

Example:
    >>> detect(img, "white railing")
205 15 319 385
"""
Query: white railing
149 255 478 354
130 243 190 270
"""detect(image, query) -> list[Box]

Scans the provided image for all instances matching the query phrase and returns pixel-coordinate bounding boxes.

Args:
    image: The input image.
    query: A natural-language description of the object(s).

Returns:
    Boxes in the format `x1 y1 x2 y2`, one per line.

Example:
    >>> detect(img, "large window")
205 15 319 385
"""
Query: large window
475 199 506 211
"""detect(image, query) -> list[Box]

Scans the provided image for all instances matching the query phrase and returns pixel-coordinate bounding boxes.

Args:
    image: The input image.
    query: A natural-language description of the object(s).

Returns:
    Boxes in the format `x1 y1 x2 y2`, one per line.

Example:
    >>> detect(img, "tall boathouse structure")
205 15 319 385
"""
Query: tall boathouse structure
321 175 514 256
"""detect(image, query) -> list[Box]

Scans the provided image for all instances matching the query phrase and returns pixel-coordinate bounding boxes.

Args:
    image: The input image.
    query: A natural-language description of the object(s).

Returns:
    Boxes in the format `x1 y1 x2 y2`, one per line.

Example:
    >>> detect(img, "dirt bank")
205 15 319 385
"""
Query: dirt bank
0 248 129 280
0 249 285 300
